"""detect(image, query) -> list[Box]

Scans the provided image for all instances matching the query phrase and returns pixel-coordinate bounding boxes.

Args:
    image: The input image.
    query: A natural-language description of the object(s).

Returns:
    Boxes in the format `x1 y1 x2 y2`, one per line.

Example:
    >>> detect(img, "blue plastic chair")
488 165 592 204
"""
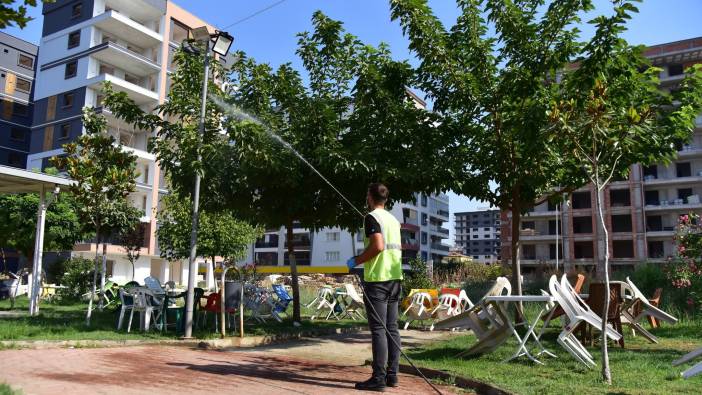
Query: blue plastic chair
272 284 293 314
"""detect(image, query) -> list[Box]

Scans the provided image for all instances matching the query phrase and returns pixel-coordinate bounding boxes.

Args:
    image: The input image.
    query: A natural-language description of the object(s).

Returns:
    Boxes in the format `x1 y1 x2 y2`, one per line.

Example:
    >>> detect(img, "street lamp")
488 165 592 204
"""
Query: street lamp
182 27 233 339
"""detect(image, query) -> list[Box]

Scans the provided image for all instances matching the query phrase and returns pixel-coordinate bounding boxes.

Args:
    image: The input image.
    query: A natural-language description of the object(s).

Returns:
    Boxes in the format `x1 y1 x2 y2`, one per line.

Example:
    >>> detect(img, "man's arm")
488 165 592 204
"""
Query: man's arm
356 233 384 264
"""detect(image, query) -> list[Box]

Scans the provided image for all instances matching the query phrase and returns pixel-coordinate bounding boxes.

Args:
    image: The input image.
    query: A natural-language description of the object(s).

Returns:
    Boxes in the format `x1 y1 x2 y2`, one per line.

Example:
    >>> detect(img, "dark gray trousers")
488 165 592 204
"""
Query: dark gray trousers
363 279 402 381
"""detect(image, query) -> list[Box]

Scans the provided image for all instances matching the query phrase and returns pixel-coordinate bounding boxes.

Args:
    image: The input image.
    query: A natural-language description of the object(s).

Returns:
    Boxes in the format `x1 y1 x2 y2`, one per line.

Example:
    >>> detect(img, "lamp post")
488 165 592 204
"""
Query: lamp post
182 27 233 339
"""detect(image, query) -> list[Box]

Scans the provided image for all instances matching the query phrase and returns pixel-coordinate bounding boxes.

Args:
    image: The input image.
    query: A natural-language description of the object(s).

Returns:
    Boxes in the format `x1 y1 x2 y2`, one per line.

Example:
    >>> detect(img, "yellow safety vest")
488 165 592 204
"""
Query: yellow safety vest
363 208 403 282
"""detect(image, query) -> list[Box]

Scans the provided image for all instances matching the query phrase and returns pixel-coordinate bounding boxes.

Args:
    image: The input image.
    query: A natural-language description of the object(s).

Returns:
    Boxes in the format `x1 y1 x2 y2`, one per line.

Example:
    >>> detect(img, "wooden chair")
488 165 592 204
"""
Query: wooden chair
583 282 625 348
632 287 663 328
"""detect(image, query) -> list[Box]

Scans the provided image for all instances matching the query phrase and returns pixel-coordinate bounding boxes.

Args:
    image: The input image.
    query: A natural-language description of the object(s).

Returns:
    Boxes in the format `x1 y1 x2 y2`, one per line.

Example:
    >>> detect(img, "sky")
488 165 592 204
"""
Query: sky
4 0 702 244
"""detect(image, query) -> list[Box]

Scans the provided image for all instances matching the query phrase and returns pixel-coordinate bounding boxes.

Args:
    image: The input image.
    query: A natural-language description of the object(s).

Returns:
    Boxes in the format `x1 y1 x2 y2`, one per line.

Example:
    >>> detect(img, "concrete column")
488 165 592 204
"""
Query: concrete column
205 258 214 290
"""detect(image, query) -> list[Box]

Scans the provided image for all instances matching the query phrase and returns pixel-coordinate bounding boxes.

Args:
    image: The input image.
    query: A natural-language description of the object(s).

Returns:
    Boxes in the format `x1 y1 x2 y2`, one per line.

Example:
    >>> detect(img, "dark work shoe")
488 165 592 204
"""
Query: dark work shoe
386 375 398 388
355 378 386 392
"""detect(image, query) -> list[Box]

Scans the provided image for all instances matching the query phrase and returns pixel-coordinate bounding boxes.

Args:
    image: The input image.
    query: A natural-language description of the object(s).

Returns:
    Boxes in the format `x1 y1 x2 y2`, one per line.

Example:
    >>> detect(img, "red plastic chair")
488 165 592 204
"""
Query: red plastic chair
440 288 461 309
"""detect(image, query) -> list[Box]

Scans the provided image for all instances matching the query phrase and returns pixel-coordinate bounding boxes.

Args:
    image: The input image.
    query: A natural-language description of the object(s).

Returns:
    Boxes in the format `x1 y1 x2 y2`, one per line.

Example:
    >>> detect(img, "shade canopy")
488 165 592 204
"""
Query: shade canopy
0 165 72 194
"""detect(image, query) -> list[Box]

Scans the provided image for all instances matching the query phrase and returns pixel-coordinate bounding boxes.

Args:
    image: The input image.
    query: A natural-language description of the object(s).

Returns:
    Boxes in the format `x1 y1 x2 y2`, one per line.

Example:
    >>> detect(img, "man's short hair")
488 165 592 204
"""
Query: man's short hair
368 183 389 204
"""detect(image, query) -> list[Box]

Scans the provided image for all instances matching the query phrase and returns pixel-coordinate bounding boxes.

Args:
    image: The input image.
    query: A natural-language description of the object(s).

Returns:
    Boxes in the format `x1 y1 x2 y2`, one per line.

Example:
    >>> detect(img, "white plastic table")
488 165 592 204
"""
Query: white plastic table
483 295 558 364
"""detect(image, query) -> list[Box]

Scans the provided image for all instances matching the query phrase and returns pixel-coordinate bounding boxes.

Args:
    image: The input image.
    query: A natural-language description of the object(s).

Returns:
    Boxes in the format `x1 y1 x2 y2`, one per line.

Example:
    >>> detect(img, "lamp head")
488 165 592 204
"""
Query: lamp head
212 31 234 56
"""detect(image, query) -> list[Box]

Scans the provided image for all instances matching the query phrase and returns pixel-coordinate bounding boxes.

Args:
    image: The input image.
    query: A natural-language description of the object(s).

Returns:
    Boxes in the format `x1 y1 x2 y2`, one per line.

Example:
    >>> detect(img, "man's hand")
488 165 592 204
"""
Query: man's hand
346 257 357 270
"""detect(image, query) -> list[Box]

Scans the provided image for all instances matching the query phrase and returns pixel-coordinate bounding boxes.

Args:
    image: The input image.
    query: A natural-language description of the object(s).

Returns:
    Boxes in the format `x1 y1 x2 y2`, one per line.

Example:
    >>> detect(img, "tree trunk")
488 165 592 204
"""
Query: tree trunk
287 223 301 323
595 175 612 385
1 247 7 274
510 205 524 317
86 228 100 326
98 243 107 311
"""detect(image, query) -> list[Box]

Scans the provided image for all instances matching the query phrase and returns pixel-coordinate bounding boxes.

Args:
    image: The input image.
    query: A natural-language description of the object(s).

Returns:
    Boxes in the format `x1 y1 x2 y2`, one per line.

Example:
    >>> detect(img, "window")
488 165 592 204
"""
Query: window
325 232 339 242
283 251 310 266
574 241 594 259
549 244 561 260
573 216 593 234
9 128 24 142
472 227 478 232
646 216 662 232
643 165 657 179
13 102 28 117
71 3 82 19
421 213 427 225
483 234 490 238
484 227 490 231
547 201 557 211
421 232 427 245
648 241 664 259
678 188 693 202
167 45 177 70
522 245 536 260
484 255 491 259
170 19 190 43
548 220 561 235
612 240 634 258
610 189 630 207
668 64 684 76
645 190 660 206
62 92 74 108
7 152 21 167
325 251 340 262
472 235 478 239
521 221 535 230
571 191 591 209
59 123 71 139
15 78 30 93
68 30 81 49
676 162 691 178
611 214 632 233
65 61 77 79
17 53 34 70
473 256 479 260
421 194 427 206
255 252 277 266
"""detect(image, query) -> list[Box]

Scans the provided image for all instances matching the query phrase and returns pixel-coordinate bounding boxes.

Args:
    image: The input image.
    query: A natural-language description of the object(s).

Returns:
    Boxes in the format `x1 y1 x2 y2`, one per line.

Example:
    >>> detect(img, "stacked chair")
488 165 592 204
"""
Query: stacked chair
433 277 513 356
673 347 702 379
309 286 339 321
341 283 366 320
402 291 435 329
429 293 462 330
619 277 678 343
548 275 621 368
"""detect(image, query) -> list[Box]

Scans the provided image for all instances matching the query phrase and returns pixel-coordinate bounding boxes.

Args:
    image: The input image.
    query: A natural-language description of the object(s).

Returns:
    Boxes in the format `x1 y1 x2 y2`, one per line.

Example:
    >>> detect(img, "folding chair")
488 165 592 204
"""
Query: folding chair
620 277 677 343
272 284 293 317
402 291 434 329
310 286 339 321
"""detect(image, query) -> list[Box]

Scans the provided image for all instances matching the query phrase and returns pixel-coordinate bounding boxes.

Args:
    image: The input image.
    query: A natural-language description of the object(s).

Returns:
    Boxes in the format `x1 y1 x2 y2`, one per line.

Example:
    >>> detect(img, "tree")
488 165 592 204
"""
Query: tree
389 0 659 299
0 0 53 29
102 12 441 324
52 107 139 325
547 0 702 383
157 192 263 284
0 192 83 270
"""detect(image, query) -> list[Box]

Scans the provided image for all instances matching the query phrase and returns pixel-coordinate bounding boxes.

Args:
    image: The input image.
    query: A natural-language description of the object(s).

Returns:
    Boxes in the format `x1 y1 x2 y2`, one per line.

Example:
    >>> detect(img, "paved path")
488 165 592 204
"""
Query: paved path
0 331 459 394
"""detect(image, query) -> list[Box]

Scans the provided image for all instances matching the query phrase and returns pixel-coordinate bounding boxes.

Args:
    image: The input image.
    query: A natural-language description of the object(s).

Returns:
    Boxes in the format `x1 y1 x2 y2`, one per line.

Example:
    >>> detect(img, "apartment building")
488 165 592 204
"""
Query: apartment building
241 193 452 270
454 209 501 264
0 32 37 169
25 0 224 284
500 37 702 273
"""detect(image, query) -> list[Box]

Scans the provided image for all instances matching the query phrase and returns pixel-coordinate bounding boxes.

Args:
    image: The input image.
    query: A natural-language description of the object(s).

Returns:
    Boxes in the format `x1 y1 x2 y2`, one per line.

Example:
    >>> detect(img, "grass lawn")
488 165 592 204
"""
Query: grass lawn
0 291 366 343
407 318 702 394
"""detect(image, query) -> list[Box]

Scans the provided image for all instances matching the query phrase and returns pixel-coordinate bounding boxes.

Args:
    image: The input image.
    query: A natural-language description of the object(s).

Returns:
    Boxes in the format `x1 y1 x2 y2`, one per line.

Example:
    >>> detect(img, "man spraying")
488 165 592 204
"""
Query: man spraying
347 182 403 392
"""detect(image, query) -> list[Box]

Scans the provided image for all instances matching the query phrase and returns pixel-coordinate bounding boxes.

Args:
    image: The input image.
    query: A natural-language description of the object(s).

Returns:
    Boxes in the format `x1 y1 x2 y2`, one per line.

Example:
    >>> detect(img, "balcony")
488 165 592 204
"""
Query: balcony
402 243 420 251
430 242 450 252
643 173 702 186
255 241 279 249
429 224 450 235
677 145 702 158
401 222 420 232
92 41 160 77
645 197 702 212
646 230 675 238
88 72 159 105
524 210 558 218
93 9 163 49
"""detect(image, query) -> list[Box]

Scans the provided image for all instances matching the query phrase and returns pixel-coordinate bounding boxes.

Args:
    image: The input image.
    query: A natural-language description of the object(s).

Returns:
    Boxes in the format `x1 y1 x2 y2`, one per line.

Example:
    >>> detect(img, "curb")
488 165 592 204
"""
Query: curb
365 359 511 395
0 325 366 351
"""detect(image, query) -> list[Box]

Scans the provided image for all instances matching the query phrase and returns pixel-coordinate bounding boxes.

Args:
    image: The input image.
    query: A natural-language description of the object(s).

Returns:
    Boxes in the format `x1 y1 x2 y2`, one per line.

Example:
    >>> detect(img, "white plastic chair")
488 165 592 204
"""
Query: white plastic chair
551 275 622 368
673 346 702 379
434 277 511 333
430 293 462 330
341 283 365 320
458 289 474 311
116 288 136 330
402 292 434 329
127 288 162 332
619 277 678 343
310 287 339 321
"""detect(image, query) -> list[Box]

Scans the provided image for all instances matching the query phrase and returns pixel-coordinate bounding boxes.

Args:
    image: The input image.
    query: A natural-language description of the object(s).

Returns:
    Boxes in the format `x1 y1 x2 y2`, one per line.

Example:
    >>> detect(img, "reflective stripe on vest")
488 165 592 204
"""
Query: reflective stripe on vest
363 208 403 282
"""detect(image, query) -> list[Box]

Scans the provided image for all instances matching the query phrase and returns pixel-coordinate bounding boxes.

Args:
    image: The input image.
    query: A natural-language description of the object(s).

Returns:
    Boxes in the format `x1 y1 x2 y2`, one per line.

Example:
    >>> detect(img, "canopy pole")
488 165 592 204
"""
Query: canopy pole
29 185 47 316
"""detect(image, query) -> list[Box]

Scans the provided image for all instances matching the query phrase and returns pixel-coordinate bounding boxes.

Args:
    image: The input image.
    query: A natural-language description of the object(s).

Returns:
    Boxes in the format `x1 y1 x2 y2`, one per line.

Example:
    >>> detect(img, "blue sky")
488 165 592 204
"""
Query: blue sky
4 0 701 243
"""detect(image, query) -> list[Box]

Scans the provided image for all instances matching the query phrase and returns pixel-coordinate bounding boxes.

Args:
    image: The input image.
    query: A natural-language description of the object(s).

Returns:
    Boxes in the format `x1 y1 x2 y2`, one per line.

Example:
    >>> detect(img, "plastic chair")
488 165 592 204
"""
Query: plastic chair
620 278 677 343
127 288 162 332
430 293 462 330
272 284 293 315
341 283 365 320
402 292 434 329
117 288 136 330
310 287 339 321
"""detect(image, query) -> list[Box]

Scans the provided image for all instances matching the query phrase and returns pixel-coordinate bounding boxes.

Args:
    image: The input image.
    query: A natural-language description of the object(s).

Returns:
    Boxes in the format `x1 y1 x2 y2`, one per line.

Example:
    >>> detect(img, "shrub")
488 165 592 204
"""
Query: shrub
55 257 95 299
402 258 434 295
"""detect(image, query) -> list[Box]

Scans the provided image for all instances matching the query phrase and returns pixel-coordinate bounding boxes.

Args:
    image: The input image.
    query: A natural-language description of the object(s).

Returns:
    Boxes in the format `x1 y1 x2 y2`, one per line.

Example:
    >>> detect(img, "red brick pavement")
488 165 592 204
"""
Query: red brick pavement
0 346 456 394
